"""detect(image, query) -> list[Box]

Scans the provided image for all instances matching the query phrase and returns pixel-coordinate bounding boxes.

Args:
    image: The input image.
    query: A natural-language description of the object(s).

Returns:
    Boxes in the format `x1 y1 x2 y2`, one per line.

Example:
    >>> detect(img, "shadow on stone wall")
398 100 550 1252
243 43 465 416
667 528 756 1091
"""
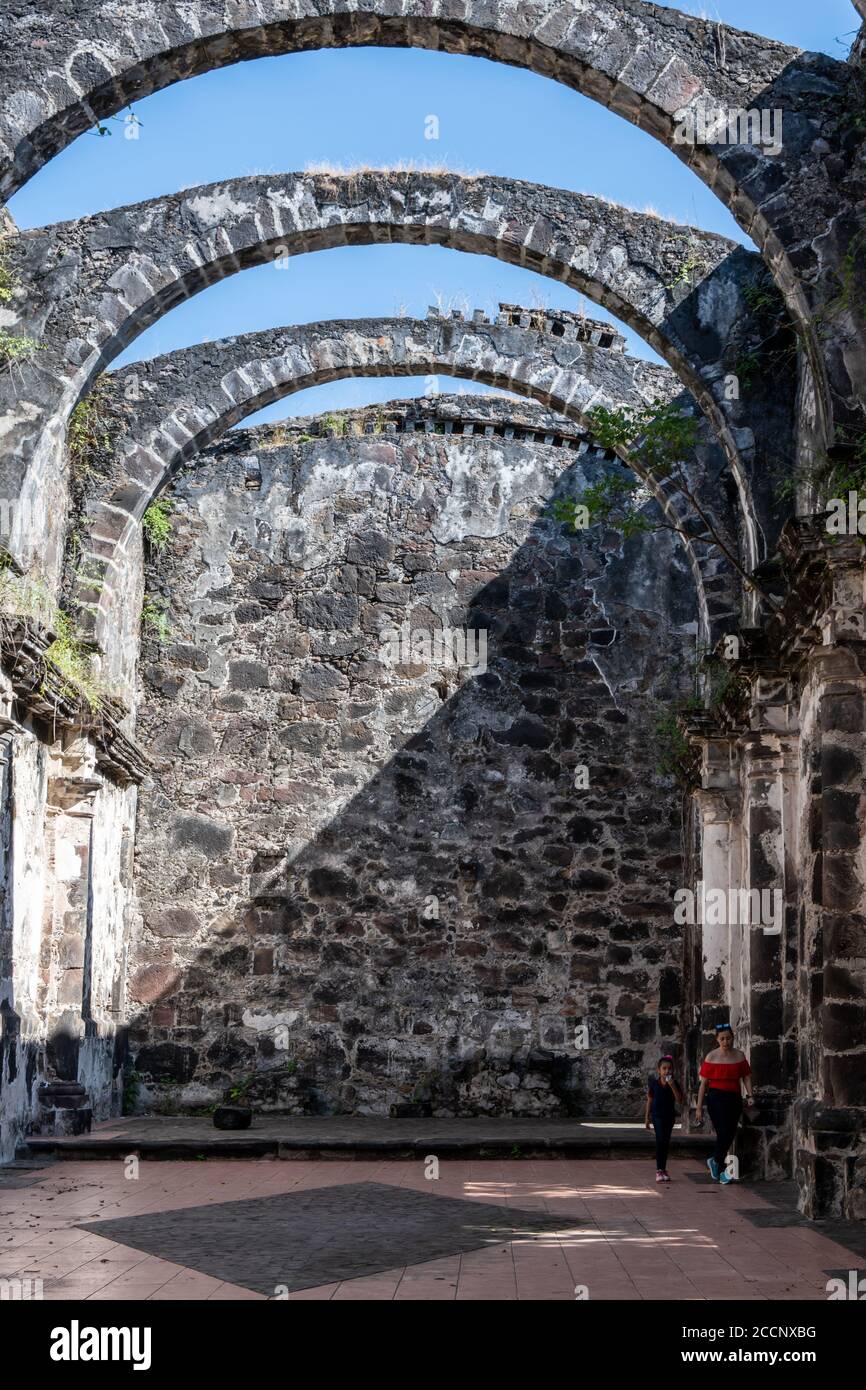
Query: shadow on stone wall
125 439 698 1120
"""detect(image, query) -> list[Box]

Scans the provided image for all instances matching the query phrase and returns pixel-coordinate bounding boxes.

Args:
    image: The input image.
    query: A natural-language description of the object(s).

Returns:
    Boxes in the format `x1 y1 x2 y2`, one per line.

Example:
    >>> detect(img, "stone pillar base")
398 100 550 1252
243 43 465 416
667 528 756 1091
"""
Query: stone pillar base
794 1100 866 1219
35 1082 93 1138
735 1101 792 1180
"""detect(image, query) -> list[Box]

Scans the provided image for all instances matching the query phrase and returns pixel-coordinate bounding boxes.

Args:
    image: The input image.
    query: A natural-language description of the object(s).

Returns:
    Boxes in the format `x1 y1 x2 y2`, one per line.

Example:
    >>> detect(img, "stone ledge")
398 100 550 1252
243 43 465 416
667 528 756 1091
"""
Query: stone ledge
20 1115 715 1162
0 616 149 785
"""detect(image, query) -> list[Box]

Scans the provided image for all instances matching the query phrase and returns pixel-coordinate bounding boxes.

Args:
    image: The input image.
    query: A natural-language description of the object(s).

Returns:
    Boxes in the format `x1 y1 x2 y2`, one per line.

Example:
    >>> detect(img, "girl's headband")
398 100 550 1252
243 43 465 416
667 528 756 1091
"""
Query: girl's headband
714 1023 733 1033
659 1054 674 1061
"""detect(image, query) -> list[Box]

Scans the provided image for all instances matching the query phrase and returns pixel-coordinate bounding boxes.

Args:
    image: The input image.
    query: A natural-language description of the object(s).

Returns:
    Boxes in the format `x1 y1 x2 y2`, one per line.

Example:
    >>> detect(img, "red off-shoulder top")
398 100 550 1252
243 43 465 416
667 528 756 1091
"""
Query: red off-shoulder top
699 1058 751 1092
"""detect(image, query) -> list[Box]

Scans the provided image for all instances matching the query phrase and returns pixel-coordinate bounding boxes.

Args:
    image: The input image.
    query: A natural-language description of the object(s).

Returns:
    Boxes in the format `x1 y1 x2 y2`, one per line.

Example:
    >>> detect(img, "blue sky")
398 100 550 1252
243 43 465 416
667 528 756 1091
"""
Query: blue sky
8 0 858 423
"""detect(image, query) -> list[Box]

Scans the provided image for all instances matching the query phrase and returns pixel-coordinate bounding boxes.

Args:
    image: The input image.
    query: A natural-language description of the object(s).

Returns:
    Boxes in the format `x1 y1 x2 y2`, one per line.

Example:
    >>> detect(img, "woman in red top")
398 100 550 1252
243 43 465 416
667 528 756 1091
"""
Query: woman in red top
695 1023 754 1184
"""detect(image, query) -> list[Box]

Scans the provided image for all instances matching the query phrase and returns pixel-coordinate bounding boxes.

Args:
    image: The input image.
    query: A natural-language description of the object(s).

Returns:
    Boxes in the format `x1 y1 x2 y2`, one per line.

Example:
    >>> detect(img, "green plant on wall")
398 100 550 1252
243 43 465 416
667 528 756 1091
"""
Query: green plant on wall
0 237 14 304
0 567 57 628
0 237 43 369
821 427 866 497
68 377 116 478
728 349 761 391
721 270 796 414
122 1067 141 1116
0 327 41 369
0 571 111 714
142 498 173 551
584 400 700 476
665 232 715 293
741 276 785 320
773 427 866 510
551 401 696 537
71 561 105 598
815 231 866 330
653 647 747 779
228 1075 254 1103
666 250 711 293
141 596 170 643
43 610 107 711
654 698 702 778
320 412 348 437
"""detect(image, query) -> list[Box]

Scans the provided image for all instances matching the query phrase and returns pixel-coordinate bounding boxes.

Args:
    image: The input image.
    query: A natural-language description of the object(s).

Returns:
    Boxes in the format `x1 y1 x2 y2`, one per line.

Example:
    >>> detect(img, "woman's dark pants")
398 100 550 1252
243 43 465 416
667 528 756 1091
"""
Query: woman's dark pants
706 1089 743 1168
652 1116 674 1170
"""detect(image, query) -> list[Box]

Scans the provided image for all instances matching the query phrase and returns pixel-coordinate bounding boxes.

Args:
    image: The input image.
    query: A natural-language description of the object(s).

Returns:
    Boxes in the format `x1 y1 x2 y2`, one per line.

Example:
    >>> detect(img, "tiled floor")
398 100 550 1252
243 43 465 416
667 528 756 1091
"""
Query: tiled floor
0 1156 859 1301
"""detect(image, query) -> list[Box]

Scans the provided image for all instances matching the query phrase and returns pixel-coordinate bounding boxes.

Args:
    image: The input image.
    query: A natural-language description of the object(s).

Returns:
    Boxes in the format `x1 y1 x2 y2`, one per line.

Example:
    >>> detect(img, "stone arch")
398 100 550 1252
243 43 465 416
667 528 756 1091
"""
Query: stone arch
73 315 739 676
0 0 849 444
1 170 774 588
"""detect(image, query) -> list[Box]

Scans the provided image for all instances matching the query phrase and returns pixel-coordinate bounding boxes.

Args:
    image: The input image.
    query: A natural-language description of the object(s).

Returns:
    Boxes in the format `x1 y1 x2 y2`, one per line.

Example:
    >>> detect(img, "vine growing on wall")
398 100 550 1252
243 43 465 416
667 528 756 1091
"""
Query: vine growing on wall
815 230 866 331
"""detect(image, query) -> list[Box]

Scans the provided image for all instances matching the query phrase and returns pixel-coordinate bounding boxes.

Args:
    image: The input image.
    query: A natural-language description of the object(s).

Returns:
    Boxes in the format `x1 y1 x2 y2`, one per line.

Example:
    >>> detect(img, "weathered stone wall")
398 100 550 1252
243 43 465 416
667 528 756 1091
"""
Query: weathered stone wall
77 315 728 686
0 620 145 1161
678 522 866 1218
0 0 862 1218
793 641 866 1220
128 403 697 1117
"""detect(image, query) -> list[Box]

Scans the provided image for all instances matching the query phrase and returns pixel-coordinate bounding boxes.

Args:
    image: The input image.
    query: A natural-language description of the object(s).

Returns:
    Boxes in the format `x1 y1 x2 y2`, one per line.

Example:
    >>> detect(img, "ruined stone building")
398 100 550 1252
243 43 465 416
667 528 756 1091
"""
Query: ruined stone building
0 1 864 1222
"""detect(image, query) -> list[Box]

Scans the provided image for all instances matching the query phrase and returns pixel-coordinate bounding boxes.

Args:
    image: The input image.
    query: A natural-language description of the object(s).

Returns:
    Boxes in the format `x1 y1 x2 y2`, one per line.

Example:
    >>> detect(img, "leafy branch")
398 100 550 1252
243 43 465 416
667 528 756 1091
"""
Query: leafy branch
551 399 779 609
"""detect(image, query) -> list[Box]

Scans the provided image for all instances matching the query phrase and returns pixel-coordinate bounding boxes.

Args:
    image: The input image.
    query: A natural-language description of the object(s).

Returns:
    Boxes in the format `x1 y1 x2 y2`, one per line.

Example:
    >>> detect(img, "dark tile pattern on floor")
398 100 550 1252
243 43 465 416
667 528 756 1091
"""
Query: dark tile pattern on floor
80 1180 571 1294
738 1208 809 1228
0 1161 56 1190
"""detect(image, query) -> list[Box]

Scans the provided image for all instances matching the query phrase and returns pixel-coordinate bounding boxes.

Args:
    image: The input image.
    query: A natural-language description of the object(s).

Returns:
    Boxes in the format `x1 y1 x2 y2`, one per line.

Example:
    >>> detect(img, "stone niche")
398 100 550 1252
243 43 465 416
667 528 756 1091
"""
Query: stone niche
128 402 697 1118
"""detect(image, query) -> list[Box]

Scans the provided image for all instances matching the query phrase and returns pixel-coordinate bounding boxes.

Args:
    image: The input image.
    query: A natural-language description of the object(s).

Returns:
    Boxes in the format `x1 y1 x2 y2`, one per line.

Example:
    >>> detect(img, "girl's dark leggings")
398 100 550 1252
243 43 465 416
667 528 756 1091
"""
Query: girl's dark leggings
706 1089 743 1167
652 1116 674 1170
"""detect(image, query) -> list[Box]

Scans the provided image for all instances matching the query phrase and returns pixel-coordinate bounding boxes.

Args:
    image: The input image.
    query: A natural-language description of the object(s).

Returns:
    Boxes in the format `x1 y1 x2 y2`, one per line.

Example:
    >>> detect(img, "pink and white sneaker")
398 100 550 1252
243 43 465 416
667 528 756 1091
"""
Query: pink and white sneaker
661 1171 671 1183
656 1170 666 1183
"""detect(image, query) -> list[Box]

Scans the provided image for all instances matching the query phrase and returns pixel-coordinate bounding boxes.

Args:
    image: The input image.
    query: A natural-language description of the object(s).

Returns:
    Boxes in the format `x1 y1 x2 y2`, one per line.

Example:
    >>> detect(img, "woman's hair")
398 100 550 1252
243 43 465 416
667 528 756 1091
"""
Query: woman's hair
657 1055 674 1068
714 1023 734 1036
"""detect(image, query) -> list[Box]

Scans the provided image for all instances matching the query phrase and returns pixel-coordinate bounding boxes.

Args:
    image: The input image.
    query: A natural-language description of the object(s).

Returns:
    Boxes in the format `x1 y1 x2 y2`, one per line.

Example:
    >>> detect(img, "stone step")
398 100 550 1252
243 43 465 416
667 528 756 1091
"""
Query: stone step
17 1116 715 1163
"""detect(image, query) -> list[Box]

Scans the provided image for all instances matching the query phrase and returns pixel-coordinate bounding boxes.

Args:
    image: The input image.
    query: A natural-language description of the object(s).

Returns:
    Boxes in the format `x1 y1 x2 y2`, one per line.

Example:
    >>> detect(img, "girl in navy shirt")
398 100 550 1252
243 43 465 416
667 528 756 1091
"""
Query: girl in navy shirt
644 1055 683 1182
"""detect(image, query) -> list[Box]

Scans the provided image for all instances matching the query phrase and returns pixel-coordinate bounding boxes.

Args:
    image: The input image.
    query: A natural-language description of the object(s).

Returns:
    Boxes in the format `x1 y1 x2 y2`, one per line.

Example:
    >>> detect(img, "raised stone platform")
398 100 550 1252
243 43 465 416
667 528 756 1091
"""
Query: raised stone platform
20 1115 714 1162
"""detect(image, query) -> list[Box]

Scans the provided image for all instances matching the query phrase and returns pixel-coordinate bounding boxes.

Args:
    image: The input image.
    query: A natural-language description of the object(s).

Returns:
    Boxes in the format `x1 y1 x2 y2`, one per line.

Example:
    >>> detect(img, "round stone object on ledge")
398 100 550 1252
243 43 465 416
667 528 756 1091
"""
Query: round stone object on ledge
213 1105 253 1131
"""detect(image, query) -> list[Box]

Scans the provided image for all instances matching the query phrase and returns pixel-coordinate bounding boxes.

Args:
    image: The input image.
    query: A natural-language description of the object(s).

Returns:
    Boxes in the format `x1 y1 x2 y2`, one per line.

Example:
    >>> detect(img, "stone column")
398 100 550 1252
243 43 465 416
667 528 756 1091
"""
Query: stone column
738 679 799 1179
40 741 102 1086
0 711 47 1159
688 736 741 1119
797 640 866 1217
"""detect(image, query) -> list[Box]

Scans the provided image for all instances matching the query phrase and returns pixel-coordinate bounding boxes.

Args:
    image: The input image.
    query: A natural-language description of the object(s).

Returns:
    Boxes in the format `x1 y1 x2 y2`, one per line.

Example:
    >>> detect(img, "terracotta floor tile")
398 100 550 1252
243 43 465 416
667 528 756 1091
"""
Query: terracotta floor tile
1 1156 858 1302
